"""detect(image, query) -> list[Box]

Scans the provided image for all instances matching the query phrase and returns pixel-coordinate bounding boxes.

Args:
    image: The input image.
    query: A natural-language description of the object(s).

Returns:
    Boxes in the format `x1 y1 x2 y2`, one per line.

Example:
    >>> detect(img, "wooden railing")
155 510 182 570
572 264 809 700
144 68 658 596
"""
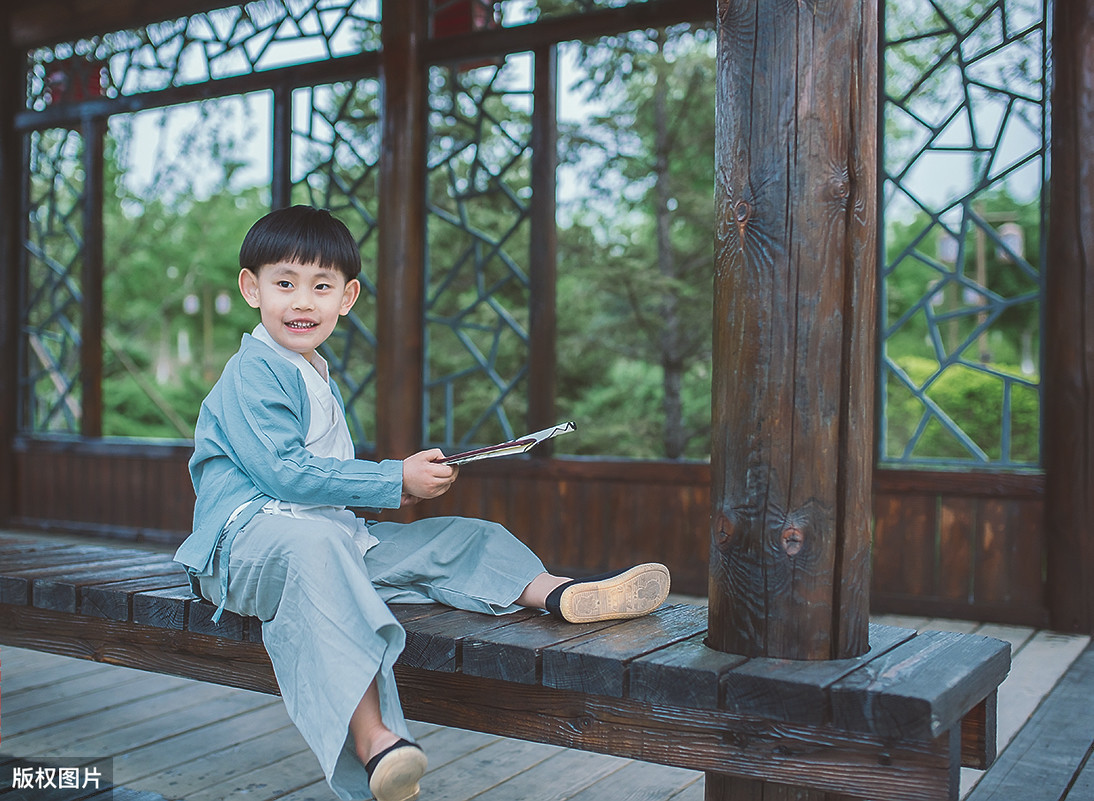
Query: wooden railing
11 437 1048 624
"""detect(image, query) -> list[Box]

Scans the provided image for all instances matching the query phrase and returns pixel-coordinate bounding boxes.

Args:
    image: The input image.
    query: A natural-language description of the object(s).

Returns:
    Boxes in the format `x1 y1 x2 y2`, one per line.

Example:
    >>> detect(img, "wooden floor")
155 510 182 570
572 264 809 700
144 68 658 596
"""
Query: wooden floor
1 609 1089 801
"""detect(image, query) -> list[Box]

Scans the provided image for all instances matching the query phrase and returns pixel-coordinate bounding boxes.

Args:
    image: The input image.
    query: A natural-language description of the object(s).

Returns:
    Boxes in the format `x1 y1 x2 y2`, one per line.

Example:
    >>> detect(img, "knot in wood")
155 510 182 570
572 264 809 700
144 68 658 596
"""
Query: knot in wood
734 200 751 225
780 526 805 557
713 513 734 549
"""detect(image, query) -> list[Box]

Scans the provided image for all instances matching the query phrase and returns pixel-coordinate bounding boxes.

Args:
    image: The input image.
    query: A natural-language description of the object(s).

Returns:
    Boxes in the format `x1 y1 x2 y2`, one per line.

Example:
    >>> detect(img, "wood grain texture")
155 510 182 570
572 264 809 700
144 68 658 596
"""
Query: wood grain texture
395 666 959 801
710 0 875 660
965 643 1094 801
1044 0 1094 635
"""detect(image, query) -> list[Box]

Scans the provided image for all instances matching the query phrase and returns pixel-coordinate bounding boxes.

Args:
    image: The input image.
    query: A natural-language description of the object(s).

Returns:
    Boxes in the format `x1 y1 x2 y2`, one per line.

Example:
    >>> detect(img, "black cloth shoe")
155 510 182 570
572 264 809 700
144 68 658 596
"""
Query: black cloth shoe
545 563 670 623
365 738 427 801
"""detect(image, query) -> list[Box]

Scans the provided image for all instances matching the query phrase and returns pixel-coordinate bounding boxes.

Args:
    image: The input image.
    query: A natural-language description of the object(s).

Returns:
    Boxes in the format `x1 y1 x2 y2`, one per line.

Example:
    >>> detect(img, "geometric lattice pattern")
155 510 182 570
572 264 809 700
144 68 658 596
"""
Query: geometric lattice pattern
424 57 533 449
19 129 87 434
26 0 381 111
292 80 382 446
879 0 1047 468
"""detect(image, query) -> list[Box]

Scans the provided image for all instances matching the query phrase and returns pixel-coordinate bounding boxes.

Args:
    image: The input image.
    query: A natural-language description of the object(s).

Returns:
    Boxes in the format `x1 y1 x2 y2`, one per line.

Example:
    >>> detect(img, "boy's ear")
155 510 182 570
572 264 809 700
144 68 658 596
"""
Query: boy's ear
239 268 261 309
340 278 361 316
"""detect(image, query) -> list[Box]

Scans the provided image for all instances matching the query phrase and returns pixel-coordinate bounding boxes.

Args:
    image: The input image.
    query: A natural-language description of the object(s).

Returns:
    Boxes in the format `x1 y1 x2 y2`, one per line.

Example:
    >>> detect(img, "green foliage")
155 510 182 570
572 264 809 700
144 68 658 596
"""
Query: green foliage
885 355 1039 465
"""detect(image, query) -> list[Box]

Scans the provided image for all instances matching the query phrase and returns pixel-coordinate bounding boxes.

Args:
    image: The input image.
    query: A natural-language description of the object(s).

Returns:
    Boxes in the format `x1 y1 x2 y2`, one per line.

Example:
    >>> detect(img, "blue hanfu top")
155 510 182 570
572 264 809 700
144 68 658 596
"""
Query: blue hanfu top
173 332 403 616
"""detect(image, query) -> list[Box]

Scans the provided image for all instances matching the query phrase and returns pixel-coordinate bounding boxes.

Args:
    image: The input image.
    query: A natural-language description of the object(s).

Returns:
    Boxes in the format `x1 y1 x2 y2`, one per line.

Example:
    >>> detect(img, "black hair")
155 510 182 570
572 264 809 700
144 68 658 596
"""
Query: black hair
239 205 361 282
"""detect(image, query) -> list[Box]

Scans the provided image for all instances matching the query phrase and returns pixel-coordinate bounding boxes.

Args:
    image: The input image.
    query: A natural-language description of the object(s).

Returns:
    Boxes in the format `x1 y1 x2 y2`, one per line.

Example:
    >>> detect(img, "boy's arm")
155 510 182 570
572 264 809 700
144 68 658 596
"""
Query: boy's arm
227 356 403 509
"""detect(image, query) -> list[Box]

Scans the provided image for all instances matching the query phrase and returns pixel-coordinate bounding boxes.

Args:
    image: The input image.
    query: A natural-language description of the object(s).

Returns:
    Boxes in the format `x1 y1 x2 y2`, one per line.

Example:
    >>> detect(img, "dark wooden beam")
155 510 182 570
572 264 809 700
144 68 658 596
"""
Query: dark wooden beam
1044 0 1094 635
423 0 714 66
270 83 293 211
80 116 105 437
528 43 558 437
0 10 21 525
709 0 876 661
375 1 427 461
10 0 228 50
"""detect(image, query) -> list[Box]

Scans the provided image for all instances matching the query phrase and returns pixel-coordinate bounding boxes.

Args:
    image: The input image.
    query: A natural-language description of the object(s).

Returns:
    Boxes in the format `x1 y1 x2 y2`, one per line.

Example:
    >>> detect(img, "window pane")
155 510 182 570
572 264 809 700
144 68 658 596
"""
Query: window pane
20 129 86 434
554 25 715 460
102 94 272 439
292 80 382 447
879 0 1046 469
425 55 534 449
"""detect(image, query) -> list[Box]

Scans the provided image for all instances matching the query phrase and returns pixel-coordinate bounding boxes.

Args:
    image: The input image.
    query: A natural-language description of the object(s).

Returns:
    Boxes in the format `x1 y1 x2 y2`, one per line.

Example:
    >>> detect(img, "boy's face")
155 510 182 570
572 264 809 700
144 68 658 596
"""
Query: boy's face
239 260 360 363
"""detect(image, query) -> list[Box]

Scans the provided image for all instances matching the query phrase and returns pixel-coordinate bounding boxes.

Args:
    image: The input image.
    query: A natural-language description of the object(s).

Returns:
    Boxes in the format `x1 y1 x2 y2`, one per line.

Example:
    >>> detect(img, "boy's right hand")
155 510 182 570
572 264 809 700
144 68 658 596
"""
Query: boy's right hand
401 449 459 501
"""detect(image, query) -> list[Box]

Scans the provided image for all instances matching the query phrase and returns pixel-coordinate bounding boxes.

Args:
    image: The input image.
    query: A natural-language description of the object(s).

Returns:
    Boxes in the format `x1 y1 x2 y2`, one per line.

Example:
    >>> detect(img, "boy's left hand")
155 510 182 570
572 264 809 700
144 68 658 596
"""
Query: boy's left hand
402 449 459 501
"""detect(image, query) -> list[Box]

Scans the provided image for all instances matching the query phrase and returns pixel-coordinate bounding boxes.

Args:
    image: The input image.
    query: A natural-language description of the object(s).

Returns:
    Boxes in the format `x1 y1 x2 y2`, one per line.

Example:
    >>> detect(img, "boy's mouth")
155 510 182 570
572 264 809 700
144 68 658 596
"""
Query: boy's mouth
286 320 318 331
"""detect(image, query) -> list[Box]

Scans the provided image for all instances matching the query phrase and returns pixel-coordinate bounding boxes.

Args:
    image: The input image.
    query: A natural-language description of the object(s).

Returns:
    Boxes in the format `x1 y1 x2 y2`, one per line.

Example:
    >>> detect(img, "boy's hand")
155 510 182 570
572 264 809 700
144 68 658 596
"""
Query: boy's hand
402 449 459 501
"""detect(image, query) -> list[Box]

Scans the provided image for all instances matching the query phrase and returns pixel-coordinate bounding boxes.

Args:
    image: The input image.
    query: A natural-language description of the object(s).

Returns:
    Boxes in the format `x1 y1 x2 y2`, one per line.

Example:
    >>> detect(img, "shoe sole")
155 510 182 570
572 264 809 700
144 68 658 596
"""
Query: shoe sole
368 746 427 801
558 563 671 624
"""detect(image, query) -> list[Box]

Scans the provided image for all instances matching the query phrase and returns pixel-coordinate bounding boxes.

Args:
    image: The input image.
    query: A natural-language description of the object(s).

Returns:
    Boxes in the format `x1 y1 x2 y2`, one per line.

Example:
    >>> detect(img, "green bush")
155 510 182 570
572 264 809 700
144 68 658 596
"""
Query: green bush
884 355 1039 465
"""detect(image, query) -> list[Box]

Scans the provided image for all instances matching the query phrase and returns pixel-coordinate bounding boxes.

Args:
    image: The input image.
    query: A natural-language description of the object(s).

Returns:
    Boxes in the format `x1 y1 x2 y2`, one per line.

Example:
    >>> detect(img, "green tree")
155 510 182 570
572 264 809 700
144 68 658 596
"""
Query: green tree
556 25 715 459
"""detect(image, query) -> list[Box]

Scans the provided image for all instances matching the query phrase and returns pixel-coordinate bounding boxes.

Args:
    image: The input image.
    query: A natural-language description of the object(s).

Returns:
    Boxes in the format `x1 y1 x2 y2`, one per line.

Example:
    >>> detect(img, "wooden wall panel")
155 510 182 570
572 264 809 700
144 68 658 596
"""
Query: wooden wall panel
10 440 1049 615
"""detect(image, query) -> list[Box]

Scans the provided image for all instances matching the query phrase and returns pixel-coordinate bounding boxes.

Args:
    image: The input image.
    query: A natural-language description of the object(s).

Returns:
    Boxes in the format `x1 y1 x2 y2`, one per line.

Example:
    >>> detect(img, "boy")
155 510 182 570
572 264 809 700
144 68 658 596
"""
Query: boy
173 205 671 801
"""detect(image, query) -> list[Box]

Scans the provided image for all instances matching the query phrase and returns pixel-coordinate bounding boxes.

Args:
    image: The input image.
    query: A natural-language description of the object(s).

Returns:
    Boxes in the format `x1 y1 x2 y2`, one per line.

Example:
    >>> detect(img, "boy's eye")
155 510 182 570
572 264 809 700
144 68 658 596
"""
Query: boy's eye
316 283 331 291
277 280 293 289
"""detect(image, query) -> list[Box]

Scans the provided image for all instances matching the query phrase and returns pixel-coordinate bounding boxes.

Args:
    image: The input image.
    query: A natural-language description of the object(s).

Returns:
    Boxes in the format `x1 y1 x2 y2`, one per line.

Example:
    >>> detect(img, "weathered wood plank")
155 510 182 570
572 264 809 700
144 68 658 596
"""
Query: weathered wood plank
131 586 194 631
628 632 746 710
540 604 708 697
395 606 543 672
830 629 1010 740
721 623 916 726
965 643 1094 801
0 553 172 605
994 629 1091 750
33 560 182 613
460 610 622 684
79 574 191 621
0 603 279 695
395 666 959 801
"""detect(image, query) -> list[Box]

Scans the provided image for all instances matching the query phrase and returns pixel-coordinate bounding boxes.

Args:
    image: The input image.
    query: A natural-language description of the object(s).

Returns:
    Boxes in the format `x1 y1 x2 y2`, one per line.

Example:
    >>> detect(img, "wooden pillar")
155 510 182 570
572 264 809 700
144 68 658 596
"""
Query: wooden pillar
709 0 876 665
376 0 427 461
80 116 105 437
0 10 19 525
1044 0 1094 635
528 43 558 436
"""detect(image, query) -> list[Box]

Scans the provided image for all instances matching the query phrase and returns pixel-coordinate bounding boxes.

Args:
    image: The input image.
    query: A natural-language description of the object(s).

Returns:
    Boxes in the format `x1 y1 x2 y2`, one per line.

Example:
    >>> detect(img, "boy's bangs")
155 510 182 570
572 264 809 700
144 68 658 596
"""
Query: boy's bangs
241 206 362 281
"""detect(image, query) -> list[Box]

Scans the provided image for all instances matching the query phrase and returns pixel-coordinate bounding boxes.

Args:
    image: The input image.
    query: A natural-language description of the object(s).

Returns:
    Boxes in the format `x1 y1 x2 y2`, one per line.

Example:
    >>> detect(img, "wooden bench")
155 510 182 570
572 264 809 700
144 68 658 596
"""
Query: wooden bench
0 532 1010 800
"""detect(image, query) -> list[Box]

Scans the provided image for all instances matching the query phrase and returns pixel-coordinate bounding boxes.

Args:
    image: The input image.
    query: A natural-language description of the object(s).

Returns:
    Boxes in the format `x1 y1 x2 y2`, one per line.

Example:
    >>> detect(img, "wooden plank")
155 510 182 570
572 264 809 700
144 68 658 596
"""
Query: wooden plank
79 575 191 621
551 756 698 801
995 629 1091 750
0 553 171 604
938 497 975 601
470 746 630 801
2 670 187 736
966 643 1094 801
395 666 960 801
830 629 1011 740
541 604 708 697
628 632 746 710
111 702 293 784
395 607 543 672
720 623 916 726
33 560 183 613
960 691 996 770
131 586 194 631
460 610 623 684
0 603 280 695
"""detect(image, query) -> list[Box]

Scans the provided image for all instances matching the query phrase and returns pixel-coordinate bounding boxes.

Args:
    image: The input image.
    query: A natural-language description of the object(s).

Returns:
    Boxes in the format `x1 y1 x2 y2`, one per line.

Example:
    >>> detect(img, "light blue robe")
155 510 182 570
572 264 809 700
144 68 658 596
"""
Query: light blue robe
174 332 545 800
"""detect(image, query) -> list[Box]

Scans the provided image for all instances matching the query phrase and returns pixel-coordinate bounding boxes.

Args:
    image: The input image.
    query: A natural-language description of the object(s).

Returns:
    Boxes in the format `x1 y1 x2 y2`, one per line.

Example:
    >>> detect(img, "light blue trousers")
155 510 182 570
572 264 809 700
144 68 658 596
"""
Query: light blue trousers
198 512 546 800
